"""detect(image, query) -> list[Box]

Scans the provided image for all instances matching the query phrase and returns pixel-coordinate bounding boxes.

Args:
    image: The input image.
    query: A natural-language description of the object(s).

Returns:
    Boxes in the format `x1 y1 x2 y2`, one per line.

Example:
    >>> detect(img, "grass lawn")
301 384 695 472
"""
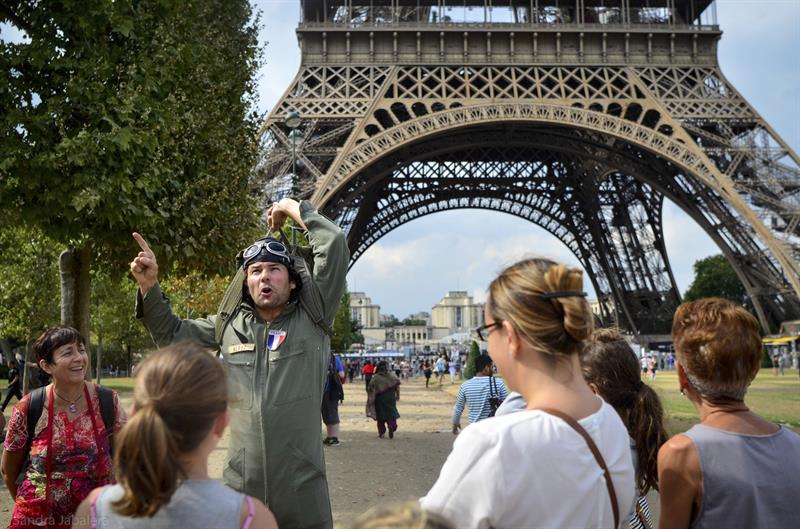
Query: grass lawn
0 377 136 395
646 368 800 435
441 368 800 436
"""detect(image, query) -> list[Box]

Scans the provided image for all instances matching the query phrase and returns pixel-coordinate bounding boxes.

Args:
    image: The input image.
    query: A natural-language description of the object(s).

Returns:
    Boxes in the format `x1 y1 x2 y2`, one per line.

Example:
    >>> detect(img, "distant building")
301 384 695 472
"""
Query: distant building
432 291 485 334
350 291 381 328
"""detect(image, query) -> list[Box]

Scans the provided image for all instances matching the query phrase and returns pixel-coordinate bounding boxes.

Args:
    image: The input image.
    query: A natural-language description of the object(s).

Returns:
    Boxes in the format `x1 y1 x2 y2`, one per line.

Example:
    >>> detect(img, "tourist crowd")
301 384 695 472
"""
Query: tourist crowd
1 200 798 528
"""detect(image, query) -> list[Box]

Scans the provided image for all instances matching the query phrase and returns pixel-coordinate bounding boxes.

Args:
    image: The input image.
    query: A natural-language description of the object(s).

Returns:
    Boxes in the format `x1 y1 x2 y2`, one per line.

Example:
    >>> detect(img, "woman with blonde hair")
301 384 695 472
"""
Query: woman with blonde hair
421 258 634 528
582 329 668 529
658 298 800 529
74 342 277 529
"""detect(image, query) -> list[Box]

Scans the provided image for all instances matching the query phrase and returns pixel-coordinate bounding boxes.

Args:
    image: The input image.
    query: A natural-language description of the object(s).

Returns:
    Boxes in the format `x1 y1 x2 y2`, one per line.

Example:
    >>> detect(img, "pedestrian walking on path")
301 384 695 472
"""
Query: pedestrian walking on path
366 361 401 439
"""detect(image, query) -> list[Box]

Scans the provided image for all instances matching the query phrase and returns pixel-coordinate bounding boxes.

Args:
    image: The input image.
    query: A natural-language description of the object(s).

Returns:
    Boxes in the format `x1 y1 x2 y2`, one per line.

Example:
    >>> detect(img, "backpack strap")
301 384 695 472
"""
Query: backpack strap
18 386 46 485
214 267 246 353
97 386 115 454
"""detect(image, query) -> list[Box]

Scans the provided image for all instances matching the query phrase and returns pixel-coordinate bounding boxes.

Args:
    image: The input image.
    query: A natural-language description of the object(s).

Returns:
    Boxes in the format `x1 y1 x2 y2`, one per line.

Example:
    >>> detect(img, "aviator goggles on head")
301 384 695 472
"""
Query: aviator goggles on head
238 237 293 270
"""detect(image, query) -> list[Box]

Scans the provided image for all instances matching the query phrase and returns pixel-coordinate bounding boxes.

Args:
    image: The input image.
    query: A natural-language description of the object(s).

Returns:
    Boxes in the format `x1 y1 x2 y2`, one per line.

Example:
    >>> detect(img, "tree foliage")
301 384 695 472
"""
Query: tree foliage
331 290 363 354
683 254 747 304
1 0 264 272
0 225 60 341
463 340 481 379
380 314 400 327
1 0 265 356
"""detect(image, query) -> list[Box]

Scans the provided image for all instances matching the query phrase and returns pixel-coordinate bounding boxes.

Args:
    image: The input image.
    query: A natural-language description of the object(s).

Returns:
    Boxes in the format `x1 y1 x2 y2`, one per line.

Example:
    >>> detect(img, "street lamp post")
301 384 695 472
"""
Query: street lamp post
284 111 302 244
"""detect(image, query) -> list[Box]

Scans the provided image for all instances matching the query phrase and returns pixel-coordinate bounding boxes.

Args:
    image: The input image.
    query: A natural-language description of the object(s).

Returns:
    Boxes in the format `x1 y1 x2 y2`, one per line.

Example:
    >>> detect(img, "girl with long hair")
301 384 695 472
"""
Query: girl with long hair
421 258 634 528
582 329 668 529
74 342 276 529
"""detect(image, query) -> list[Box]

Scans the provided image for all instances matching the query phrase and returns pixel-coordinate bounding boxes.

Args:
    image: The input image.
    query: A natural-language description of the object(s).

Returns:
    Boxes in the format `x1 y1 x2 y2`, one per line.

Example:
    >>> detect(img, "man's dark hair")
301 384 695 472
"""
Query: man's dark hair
475 354 493 374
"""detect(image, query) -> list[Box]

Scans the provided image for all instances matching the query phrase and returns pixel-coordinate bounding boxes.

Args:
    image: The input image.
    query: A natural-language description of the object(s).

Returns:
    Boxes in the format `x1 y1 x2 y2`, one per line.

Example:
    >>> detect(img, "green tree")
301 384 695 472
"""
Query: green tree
401 318 427 326
683 254 747 303
0 225 60 342
380 314 400 327
90 271 152 378
331 290 363 354
1 1 263 360
463 340 481 379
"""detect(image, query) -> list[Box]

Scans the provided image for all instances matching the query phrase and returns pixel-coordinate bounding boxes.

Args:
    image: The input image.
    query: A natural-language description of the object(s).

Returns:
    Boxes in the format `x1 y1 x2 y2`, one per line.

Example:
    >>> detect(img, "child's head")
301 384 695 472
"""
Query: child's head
113 341 227 517
351 502 455 529
581 328 667 494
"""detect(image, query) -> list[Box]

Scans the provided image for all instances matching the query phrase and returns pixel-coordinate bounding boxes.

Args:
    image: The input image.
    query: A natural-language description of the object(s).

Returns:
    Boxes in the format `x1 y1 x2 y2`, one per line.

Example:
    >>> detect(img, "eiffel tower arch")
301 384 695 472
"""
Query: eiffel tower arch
257 1 800 335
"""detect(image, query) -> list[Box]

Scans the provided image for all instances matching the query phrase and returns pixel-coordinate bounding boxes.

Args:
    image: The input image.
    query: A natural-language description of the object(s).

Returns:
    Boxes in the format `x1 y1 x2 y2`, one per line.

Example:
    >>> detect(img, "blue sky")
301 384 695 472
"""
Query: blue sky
3 2 798 319
252 1 800 318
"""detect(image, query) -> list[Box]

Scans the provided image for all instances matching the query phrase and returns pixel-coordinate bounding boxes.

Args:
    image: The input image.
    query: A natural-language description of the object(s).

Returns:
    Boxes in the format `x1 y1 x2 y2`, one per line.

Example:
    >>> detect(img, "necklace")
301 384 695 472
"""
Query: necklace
54 388 82 413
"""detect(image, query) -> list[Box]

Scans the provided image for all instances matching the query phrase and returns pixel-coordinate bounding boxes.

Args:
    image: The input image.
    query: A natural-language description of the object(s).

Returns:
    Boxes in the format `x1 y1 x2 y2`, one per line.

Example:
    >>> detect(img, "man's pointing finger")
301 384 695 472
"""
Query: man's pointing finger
132 232 153 255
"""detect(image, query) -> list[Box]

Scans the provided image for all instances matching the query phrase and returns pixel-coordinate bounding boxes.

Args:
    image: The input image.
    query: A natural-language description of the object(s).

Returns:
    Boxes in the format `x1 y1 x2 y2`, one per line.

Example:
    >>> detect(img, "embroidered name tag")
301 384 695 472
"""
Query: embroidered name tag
228 343 255 354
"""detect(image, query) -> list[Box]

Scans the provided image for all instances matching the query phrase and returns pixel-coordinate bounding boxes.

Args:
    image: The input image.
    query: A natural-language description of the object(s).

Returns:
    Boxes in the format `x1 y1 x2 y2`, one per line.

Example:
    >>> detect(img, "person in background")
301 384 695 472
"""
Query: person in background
435 354 447 386
1 359 22 412
451 354 508 434
2 326 126 529
362 360 375 392
423 360 433 389
421 258 634 528
74 342 277 529
582 329 668 529
366 361 401 439
322 352 345 446
658 298 800 529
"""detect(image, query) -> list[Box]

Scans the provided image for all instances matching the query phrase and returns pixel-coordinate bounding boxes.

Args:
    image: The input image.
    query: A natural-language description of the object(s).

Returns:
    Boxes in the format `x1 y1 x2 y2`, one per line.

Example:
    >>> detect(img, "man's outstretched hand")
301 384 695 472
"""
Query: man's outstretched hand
130 232 158 294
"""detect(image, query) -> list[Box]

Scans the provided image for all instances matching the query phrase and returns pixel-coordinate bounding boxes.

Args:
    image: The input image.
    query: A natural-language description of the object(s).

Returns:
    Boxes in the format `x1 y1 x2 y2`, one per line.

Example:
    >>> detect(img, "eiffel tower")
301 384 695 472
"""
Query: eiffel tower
257 0 800 337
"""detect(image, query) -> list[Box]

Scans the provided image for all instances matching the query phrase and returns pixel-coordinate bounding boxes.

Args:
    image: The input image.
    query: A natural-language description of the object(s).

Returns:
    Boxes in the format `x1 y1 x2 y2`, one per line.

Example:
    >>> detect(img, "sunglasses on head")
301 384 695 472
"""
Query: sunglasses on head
242 239 290 261
238 238 292 269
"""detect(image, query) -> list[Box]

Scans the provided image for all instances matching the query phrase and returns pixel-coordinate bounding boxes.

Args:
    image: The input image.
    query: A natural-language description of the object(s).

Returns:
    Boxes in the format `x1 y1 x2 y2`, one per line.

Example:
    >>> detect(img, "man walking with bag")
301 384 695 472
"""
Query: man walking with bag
451 354 508 434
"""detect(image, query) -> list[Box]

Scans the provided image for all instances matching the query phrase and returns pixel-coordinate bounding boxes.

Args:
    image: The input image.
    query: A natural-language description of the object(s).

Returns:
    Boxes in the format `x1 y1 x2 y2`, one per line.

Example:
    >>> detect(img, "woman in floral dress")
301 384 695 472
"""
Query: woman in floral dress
1 326 126 528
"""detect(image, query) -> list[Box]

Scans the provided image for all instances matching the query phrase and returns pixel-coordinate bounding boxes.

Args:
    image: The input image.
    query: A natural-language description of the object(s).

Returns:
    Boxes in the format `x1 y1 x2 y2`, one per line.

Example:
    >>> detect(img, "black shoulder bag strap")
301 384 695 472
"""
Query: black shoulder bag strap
538 408 620 529
17 386 46 485
489 375 497 398
97 386 115 454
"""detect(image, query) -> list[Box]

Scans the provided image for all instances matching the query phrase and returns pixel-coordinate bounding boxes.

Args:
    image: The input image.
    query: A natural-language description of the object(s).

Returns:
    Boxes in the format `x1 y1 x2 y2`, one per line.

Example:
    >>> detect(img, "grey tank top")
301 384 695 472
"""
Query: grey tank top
93 480 246 529
684 423 800 528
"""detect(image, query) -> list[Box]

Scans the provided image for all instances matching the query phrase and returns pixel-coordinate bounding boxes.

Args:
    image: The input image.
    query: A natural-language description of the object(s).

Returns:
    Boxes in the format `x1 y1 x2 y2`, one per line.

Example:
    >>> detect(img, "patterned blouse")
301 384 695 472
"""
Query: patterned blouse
3 383 126 529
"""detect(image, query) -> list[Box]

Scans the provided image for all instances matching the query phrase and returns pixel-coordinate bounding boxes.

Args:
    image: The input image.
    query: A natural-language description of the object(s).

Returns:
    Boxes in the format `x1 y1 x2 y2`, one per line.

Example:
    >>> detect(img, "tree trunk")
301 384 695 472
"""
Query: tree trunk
126 344 132 378
60 246 92 379
22 340 36 394
95 334 103 385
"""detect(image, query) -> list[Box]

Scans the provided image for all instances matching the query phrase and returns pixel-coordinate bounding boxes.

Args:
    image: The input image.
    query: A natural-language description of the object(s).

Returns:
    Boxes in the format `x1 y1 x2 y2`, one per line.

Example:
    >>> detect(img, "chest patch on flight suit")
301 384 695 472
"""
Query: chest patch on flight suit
267 330 287 351
228 343 255 354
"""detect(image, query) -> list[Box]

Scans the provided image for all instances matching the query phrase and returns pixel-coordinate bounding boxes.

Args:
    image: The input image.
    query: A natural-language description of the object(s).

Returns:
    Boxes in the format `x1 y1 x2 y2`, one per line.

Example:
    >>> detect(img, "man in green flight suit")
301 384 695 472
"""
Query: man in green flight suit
130 198 348 529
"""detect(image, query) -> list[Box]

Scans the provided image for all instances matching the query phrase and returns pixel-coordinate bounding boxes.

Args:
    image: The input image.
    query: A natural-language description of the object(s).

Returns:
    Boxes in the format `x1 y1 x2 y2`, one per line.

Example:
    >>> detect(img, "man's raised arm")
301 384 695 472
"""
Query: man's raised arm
268 198 349 326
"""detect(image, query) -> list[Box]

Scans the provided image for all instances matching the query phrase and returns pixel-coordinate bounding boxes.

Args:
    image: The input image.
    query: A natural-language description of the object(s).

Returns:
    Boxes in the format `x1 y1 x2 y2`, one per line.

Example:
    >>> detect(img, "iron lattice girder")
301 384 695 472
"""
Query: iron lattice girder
259 9 800 331
324 128 682 333
321 123 800 332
